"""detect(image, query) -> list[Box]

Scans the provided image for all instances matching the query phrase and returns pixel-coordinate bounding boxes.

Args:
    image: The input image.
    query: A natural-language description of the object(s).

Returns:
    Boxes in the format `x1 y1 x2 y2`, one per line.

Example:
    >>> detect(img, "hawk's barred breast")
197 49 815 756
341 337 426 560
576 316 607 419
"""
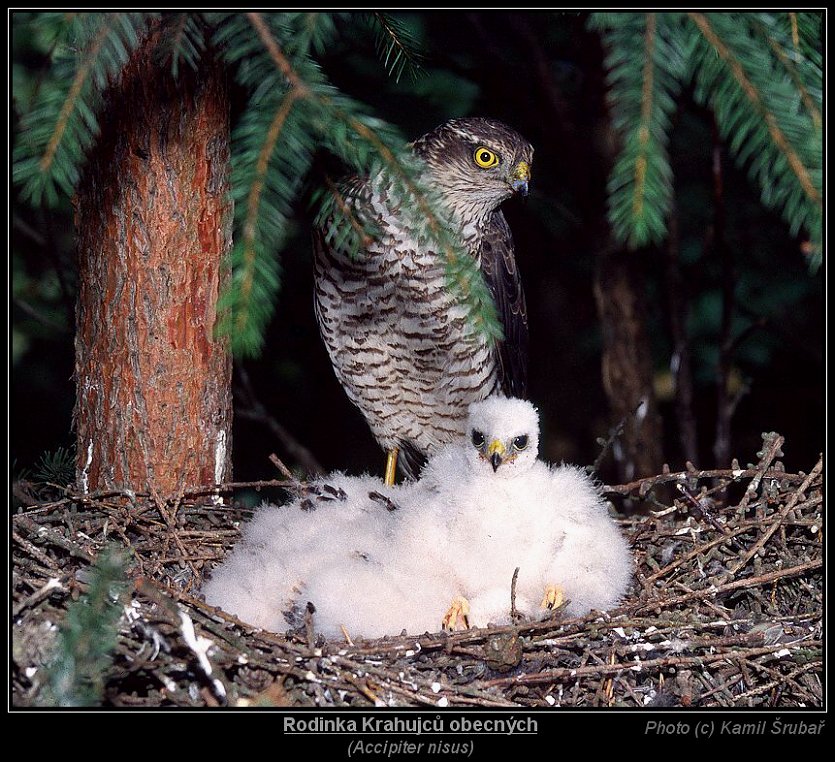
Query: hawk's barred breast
314 118 533 477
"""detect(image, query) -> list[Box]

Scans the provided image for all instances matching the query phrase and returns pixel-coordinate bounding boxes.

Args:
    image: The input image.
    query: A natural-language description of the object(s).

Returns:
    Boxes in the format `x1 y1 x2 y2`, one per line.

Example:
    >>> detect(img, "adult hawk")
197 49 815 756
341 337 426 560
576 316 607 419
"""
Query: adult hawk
314 117 533 483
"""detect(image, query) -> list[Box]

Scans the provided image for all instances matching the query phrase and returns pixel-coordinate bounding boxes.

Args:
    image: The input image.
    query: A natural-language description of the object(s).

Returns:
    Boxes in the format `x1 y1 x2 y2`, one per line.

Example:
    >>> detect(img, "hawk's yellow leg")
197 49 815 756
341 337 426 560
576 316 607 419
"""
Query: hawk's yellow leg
442 595 471 631
384 447 399 486
541 584 565 611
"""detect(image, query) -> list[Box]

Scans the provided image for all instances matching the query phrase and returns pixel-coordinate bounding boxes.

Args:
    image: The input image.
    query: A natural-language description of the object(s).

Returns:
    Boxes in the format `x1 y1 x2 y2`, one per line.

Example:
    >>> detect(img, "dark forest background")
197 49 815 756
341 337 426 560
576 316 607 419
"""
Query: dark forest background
11 11 824 492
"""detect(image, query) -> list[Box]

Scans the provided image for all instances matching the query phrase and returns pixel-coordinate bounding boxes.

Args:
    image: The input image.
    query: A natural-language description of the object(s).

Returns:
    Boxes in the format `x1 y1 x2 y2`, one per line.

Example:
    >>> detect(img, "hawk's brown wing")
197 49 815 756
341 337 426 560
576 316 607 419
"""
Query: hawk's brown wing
480 210 529 398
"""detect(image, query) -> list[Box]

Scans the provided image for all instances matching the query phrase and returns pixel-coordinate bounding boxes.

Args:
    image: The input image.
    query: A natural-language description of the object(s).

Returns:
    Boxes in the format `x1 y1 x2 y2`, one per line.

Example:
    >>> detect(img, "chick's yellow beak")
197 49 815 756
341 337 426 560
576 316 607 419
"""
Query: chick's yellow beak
487 439 506 472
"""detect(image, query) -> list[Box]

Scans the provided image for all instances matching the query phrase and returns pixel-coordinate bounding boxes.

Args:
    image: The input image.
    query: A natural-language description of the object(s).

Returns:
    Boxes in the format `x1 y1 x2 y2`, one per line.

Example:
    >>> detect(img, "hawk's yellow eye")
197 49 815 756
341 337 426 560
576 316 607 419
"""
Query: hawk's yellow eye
473 147 499 169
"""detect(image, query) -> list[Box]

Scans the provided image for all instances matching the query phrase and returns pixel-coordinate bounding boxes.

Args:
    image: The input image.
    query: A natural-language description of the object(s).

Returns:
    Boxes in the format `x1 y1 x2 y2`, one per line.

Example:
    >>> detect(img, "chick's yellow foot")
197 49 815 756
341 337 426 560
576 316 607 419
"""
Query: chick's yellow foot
442 595 471 631
541 584 565 611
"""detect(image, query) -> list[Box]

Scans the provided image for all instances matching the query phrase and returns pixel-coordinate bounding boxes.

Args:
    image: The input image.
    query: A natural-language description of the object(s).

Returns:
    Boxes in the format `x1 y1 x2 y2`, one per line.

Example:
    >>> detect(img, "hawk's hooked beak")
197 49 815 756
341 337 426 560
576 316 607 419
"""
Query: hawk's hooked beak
510 161 531 196
487 439 506 472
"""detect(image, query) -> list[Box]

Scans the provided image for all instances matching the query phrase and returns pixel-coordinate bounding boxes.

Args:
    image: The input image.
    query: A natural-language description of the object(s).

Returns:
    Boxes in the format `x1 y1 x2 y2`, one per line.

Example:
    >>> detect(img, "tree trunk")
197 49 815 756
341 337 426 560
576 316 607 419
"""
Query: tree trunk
74 29 233 497
593 246 664 481
582 27 664 482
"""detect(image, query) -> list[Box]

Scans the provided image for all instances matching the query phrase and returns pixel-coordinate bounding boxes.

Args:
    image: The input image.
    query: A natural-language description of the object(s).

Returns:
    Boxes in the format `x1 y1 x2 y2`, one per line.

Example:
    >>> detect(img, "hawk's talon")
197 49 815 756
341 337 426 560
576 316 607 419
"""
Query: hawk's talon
442 595 471 631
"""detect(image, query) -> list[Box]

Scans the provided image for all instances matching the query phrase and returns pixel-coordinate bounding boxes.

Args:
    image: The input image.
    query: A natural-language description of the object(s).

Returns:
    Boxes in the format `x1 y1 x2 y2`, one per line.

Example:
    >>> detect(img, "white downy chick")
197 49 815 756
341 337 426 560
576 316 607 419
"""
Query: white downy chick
392 396 634 628
201 473 402 634
202 397 633 639
201 472 452 639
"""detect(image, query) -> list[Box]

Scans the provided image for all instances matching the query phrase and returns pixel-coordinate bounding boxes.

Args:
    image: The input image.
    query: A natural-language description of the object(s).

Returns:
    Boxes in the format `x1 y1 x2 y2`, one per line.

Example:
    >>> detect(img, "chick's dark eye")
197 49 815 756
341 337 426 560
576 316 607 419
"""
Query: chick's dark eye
513 435 529 450
471 430 485 448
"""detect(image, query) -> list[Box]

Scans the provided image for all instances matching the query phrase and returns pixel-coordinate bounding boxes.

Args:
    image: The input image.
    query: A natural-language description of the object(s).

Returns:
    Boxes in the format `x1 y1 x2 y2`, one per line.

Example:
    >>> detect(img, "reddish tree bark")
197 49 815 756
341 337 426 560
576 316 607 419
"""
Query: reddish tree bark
74 30 233 497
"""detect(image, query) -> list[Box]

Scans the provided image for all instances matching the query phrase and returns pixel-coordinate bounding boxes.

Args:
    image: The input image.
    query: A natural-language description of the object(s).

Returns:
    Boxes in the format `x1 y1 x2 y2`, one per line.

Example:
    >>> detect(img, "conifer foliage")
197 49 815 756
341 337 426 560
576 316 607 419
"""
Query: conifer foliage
589 12 822 268
13 11 500 358
13 13 146 207
39 547 128 706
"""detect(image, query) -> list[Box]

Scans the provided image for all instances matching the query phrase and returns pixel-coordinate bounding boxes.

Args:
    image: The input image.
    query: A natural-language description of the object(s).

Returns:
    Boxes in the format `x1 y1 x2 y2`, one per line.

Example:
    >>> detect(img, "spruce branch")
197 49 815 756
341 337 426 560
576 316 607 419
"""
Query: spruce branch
160 13 206 77
687 12 822 265
245 90 302 242
789 12 799 50
225 12 501 350
370 149 502 339
632 12 657 223
235 90 301 339
246 11 309 95
326 107 502 340
370 12 424 83
215 13 316 356
787 12 822 63
40 546 129 707
688 13 820 209
294 12 341 57
752 15 821 129
321 176 374 250
590 11 822 263
591 12 685 249
39 19 109 175
14 12 148 206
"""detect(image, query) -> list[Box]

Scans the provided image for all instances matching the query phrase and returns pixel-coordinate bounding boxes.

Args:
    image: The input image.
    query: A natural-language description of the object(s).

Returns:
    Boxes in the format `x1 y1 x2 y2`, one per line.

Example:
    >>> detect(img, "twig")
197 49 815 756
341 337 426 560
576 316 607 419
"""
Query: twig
12 529 63 573
14 515 95 562
602 465 809 497
236 365 324 476
729 456 822 575
735 433 785 514
481 642 821 689
637 560 821 613
304 602 317 650
732 658 820 705
663 199 698 463
146 480 200 583
644 523 751 583
13 478 300 514
510 567 520 623
268 452 295 481
13 577 66 617
696 672 744 704
592 415 627 474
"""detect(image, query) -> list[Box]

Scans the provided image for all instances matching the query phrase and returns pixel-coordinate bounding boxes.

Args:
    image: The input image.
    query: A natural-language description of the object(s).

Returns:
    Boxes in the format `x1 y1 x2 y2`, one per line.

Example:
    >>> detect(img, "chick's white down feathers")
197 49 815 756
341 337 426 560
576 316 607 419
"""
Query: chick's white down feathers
201 398 633 639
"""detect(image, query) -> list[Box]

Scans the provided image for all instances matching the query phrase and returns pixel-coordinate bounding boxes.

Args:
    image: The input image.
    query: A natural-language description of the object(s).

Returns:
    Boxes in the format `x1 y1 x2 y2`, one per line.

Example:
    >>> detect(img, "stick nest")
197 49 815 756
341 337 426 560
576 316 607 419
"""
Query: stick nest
12 433 822 709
